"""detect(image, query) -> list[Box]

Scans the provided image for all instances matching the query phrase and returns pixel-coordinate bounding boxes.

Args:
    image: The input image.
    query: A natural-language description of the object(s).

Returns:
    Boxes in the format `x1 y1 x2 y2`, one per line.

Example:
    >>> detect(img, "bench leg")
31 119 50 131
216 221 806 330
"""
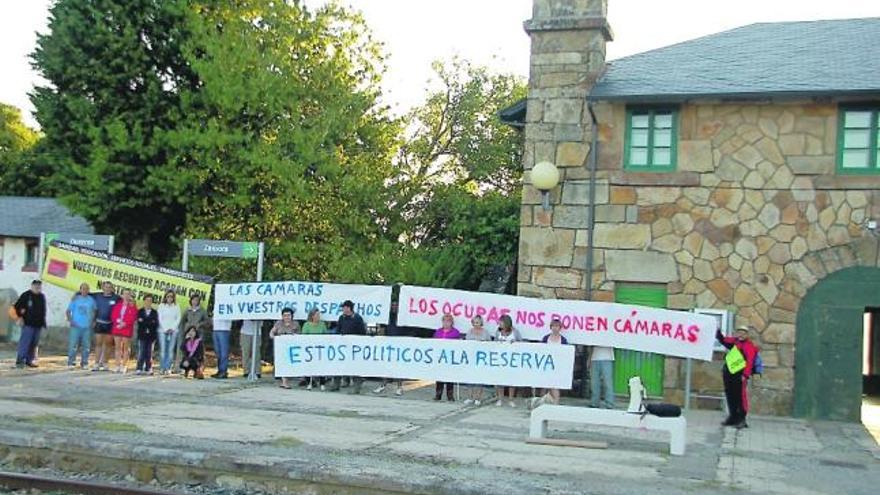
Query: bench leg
669 429 686 456
529 417 548 439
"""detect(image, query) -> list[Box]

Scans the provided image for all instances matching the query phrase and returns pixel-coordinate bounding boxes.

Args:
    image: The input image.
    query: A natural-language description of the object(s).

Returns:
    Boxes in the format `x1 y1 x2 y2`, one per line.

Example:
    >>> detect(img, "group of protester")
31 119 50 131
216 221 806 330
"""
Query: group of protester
12 279 211 378
10 278 759 422
10 279 619 408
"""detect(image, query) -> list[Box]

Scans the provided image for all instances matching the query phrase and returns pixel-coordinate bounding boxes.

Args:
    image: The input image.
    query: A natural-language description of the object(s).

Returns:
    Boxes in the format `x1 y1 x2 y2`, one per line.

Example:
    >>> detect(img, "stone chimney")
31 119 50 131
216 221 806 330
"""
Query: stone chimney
518 0 612 299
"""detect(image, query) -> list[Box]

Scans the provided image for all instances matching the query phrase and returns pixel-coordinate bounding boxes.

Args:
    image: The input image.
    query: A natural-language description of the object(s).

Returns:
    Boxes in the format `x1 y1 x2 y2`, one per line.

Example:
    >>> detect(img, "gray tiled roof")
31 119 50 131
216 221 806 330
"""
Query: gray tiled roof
0 196 93 238
592 18 880 101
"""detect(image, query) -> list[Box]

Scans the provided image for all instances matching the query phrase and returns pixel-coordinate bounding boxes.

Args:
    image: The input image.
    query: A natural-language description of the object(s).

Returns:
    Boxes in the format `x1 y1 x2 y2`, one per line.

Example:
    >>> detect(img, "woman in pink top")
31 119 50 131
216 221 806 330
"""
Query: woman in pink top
110 289 138 374
433 313 461 401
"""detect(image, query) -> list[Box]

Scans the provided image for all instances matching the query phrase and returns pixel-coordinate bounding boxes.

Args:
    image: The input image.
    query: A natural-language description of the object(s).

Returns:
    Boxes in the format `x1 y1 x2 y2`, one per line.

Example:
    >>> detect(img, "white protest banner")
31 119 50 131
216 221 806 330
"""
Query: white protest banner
214 281 392 324
273 335 576 389
397 285 718 361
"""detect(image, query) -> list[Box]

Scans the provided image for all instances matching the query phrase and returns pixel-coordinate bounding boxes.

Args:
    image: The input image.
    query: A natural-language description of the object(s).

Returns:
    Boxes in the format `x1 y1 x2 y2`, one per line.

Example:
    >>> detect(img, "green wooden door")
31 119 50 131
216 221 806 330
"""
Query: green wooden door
795 266 880 421
613 284 667 396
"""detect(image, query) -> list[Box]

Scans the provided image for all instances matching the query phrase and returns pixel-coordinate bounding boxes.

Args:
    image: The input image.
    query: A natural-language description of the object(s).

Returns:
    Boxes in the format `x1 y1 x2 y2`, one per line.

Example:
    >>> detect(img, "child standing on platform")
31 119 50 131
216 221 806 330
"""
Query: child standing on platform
135 295 159 375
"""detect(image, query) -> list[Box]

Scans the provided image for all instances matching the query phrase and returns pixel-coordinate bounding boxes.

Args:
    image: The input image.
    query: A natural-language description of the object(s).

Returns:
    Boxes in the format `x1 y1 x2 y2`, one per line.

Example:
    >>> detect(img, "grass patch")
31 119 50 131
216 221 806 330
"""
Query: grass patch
270 436 303 448
94 421 143 433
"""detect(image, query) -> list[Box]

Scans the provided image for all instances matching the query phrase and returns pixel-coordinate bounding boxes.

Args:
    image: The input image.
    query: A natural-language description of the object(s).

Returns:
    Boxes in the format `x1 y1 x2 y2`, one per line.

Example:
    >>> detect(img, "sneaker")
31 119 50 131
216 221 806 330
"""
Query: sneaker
320 384 326 391
147 370 154 376
496 400 503 406
91 365 100 372
15 363 25 369
306 383 313 391
463 399 474 406
395 387 403 397
99 364 107 372
25 363 38 368
474 400 481 406
434 395 442 401
372 385 387 394
67 364 77 370
508 401 516 408
80 364 88 370
135 370 143 375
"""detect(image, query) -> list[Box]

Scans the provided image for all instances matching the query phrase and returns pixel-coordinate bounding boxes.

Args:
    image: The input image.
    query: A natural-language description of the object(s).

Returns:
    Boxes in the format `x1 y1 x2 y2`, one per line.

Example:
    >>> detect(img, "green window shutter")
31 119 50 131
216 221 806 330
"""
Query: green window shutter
612 284 667 397
624 107 678 172
837 107 880 175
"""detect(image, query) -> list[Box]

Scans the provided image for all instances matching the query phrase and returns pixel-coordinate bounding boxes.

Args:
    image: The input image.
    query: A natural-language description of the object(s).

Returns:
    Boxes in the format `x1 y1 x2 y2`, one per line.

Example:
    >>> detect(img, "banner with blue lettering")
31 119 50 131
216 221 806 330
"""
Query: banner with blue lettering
213 282 392 324
273 335 576 389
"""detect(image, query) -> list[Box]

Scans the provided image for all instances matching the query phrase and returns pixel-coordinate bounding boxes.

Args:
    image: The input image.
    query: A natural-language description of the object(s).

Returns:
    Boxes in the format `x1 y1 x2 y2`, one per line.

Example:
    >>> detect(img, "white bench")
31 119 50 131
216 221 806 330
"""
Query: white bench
529 404 687 456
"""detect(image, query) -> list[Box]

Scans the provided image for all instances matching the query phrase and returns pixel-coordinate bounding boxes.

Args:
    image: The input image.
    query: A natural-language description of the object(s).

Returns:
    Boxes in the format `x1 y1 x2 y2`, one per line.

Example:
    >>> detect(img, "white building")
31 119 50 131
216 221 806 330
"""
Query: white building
0 196 94 342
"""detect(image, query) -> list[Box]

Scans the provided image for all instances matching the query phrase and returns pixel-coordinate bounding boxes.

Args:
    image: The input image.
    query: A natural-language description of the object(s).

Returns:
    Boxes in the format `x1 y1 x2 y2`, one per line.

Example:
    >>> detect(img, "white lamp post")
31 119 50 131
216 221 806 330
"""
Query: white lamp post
531 161 560 211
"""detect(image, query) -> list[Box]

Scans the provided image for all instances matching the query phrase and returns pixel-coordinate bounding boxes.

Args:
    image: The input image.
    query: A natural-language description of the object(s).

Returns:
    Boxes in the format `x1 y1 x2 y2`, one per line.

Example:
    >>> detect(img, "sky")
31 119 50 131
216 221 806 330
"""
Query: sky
2 0 880 128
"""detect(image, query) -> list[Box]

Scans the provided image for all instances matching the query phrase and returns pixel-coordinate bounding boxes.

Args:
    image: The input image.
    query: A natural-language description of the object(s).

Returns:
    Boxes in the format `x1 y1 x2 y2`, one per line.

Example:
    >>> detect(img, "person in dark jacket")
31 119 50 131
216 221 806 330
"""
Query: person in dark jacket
135 294 160 375
329 300 367 394
14 280 47 368
180 326 205 379
91 281 121 371
717 326 760 428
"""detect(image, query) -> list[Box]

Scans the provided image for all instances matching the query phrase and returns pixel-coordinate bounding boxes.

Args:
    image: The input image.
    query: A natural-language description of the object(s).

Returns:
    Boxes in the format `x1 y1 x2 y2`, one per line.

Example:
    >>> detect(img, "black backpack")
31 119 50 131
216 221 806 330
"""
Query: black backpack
644 403 682 417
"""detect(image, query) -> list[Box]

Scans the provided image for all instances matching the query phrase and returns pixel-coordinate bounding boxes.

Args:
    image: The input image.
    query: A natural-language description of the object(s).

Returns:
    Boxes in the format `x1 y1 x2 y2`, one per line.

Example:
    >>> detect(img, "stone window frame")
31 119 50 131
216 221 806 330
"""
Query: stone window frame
623 105 679 172
836 105 880 175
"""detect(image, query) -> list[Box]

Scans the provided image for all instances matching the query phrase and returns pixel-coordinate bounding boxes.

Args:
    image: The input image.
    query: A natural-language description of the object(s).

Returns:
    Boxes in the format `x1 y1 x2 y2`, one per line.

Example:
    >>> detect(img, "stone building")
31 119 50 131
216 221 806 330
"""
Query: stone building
507 0 880 420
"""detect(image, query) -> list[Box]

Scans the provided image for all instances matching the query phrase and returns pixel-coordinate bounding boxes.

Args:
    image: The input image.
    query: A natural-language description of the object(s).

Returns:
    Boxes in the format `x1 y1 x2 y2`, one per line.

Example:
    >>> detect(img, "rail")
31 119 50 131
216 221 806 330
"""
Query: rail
0 470 181 495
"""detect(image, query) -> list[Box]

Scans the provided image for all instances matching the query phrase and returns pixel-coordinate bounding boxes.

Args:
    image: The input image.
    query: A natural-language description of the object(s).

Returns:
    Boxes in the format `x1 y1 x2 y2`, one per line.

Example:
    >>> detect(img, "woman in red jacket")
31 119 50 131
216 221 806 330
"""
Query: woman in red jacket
717 325 759 428
111 289 138 374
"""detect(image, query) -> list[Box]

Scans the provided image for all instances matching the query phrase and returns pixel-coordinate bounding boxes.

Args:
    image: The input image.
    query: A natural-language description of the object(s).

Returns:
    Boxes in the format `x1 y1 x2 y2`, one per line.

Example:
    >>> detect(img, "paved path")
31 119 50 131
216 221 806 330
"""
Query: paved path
0 352 877 494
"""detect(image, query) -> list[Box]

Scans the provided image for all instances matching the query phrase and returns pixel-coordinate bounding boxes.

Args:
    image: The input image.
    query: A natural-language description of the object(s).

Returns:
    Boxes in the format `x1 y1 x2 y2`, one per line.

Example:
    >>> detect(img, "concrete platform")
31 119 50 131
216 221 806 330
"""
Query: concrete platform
0 349 877 494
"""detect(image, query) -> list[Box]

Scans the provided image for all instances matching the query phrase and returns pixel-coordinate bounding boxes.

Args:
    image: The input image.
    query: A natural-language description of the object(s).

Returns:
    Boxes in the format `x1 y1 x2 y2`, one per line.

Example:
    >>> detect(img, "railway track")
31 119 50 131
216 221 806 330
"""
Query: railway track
0 471 181 495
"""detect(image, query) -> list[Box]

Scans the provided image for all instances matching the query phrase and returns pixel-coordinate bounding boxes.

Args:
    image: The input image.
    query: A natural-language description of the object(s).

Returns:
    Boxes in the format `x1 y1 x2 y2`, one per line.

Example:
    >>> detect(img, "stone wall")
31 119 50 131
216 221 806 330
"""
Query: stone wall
520 99 880 414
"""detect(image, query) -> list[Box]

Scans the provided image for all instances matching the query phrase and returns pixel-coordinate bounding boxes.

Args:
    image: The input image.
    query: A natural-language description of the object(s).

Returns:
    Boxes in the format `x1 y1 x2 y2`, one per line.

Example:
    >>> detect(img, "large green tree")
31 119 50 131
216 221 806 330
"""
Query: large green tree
171 0 401 282
31 0 200 259
391 59 527 289
29 0 400 272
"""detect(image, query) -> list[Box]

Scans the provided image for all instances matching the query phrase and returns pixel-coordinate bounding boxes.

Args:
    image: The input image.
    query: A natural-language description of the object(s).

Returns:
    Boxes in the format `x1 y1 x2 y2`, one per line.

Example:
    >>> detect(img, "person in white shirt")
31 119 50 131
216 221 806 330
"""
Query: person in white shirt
157 290 182 375
240 320 262 379
590 346 616 409
211 317 232 379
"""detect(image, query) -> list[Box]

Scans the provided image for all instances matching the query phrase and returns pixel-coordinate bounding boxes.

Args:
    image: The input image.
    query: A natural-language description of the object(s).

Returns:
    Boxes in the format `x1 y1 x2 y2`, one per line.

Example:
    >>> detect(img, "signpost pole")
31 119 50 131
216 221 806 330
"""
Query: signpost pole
37 232 45 275
182 239 189 272
248 242 265 382
108 235 115 254
684 358 693 410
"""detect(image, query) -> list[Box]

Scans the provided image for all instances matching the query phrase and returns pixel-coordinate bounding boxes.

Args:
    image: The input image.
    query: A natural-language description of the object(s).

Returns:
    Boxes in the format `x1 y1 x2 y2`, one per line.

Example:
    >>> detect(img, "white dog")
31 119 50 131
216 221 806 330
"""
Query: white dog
627 376 647 413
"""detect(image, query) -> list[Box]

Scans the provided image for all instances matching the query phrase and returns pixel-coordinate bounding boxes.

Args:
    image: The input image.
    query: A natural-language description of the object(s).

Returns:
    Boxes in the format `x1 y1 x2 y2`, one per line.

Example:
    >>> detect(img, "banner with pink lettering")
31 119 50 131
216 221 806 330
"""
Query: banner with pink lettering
397 285 718 361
